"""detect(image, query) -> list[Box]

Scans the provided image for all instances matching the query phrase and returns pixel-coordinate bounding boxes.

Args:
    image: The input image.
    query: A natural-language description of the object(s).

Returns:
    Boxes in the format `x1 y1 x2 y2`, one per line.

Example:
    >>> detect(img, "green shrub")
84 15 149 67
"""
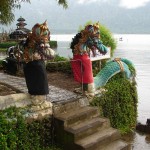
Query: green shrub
0 42 17 48
0 41 57 49
0 59 3 64
46 55 72 74
91 73 138 134
0 59 4 70
100 26 117 56
0 48 7 52
0 107 62 150
49 41 57 48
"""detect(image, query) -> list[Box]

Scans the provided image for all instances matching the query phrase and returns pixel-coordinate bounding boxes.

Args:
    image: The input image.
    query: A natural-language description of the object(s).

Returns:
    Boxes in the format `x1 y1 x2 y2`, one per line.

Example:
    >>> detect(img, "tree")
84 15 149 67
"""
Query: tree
57 0 68 8
0 0 68 25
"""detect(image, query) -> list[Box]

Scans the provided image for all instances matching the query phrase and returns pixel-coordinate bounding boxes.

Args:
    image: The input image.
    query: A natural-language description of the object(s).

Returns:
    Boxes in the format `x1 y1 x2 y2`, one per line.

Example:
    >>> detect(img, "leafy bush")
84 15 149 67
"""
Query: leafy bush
0 41 57 49
0 48 8 52
91 73 138 134
0 59 3 65
0 59 4 70
46 55 72 74
100 25 117 56
49 41 57 48
0 42 17 48
0 107 62 150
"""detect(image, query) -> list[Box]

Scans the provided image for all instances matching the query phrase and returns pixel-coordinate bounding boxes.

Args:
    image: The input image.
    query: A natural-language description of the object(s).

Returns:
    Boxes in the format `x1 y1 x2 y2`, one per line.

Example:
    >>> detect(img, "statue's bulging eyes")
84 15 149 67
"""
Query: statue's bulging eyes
39 43 50 49
43 30 48 36
35 28 40 35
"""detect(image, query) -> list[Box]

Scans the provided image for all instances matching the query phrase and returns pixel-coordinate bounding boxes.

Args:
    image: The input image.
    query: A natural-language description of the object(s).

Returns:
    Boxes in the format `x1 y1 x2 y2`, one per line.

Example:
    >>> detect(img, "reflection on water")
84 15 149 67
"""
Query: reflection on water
122 132 150 150
133 132 150 149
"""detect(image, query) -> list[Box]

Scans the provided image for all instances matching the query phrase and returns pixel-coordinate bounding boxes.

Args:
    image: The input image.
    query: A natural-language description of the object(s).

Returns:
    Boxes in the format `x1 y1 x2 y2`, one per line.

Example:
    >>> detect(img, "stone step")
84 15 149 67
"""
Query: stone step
98 140 131 150
53 97 90 114
66 117 110 141
54 106 100 127
75 127 121 150
0 93 31 110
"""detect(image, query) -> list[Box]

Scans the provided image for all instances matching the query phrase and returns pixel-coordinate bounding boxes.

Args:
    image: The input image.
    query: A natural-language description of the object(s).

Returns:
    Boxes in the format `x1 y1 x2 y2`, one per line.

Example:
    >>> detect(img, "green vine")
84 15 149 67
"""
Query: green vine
91 73 138 134
46 55 72 74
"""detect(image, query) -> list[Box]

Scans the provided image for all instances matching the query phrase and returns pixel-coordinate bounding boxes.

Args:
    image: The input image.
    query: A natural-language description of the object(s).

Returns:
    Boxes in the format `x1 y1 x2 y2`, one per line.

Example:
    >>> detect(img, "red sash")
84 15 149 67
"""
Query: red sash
71 54 94 84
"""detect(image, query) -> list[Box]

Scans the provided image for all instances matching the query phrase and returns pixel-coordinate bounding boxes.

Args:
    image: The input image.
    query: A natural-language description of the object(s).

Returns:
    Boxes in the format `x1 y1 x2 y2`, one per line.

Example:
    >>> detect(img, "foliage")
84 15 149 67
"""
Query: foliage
100 25 117 56
0 0 68 25
52 55 68 62
92 61 103 76
0 107 62 150
0 0 30 25
79 21 117 56
0 60 3 70
0 41 57 49
0 48 7 52
57 0 68 8
0 42 17 48
0 60 3 64
50 41 57 48
46 55 72 74
91 73 138 134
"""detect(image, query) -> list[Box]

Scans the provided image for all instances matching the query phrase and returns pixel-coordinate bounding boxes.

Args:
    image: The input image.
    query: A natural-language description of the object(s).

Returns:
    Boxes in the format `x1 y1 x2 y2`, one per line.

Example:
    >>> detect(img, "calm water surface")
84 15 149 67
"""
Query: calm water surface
51 34 150 150
114 34 150 150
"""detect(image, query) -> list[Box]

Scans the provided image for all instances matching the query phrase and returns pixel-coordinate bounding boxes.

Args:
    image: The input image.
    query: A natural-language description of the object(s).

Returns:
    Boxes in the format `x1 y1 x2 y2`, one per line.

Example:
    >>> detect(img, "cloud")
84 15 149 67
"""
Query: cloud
119 0 150 9
77 0 150 9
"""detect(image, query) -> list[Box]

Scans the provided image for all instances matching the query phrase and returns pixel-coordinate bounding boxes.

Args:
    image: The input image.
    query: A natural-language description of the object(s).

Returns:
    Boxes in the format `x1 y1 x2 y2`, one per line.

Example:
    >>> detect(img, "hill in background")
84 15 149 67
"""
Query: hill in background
1 0 150 34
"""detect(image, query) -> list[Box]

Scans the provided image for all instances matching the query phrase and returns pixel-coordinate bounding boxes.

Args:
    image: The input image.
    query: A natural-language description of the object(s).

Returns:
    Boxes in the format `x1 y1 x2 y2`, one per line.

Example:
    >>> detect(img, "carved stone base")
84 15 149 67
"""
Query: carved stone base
30 95 52 112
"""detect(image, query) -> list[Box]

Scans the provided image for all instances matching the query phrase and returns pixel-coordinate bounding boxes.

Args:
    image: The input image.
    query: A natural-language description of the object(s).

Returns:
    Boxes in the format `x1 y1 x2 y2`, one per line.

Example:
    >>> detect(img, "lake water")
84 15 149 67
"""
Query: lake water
51 33 150 150
114 34 150 150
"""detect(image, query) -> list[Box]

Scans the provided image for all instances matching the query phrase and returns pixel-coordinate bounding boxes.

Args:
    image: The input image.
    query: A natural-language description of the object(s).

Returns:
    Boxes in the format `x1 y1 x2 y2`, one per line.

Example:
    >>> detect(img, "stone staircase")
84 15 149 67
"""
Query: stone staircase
0 72 131 149
53 98 131 150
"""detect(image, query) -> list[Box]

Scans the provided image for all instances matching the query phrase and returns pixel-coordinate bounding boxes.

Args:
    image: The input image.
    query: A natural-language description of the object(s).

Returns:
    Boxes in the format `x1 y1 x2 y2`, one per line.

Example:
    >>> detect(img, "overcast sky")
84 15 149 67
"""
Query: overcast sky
77 0 150 9
1 0 150 33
